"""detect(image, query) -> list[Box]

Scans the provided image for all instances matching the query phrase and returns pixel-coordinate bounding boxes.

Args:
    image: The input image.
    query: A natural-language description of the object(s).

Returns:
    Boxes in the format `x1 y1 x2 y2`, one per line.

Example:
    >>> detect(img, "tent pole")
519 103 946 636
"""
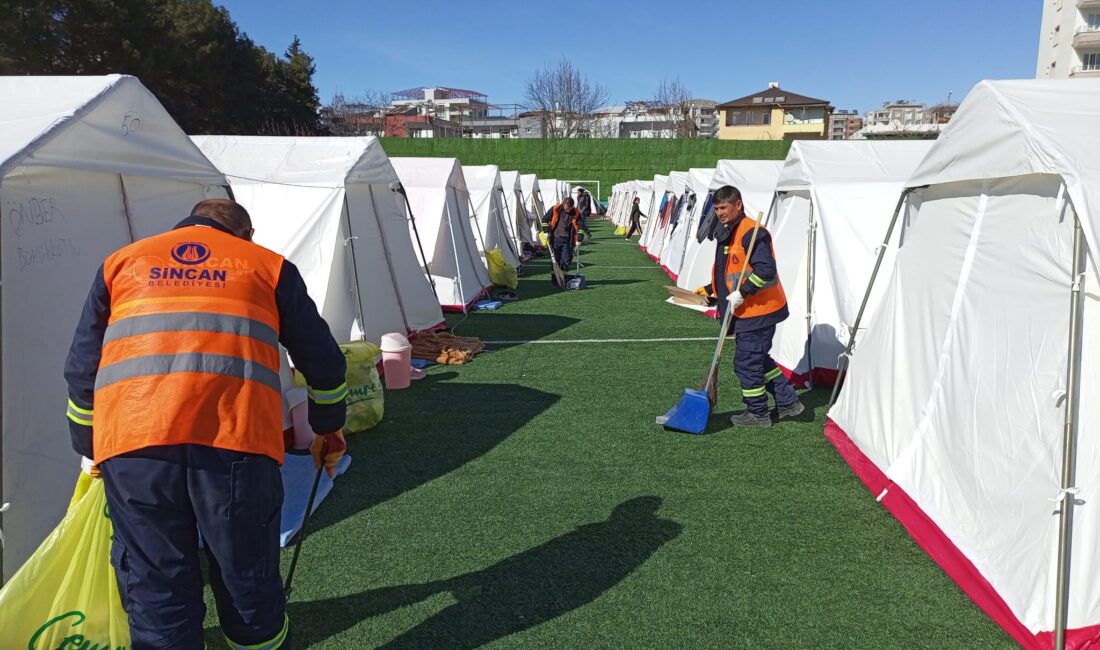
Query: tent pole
118 175 136 242
1054 213 1087 650
827 187 917 410
804 199 816 388
342 195 368 341
365 185 410 332
444 193 468 315
762 191 781 229
0 184 5 585
396 186 438 304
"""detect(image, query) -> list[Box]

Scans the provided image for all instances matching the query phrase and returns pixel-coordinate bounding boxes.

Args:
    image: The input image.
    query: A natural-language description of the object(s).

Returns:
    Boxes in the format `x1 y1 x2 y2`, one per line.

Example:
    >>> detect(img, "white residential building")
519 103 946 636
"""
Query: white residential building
390 87 490 121
1036 0 1100 78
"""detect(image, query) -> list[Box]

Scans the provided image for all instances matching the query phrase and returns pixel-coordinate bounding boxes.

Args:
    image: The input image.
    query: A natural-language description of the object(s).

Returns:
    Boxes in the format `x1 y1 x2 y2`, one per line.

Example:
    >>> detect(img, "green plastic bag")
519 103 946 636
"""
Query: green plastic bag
486 247 518 289
296 340 384 432
0 474 131 648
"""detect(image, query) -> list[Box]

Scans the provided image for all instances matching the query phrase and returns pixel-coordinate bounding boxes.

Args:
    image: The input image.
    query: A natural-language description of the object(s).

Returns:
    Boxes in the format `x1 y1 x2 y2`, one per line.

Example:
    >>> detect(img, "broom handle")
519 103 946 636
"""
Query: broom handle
702 212 764 394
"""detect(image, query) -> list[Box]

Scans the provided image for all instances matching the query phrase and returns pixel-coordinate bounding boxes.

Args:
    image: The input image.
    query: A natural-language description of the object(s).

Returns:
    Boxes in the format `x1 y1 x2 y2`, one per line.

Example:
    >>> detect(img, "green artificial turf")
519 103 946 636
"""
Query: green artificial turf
205 221 1015 648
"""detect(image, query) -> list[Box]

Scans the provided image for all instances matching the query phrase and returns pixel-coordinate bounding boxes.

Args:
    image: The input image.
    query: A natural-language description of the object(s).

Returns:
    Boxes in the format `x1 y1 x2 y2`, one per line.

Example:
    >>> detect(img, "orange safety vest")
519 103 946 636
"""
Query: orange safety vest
94 225 286 464
712 215 787 319
548 205 580 241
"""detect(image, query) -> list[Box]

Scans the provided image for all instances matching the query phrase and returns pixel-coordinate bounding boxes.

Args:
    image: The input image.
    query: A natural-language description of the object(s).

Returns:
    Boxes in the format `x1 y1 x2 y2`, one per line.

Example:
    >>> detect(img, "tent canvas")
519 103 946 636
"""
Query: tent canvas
644 171 689 262
462 165 522 267
500 170 534 249
827 79 1100 650
767 140 932 387
193 136 445 344
659 167 714 282
520 173 546 242
391 157 491 311
539 179 562 209
638 174 669 251
0 75 229 578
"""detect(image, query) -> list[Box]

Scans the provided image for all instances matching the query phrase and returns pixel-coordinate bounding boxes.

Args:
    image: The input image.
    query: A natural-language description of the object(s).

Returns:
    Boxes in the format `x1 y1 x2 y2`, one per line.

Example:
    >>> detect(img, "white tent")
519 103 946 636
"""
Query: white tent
660 167 714 283
520 173 546 242
644 171 689 262
827 79 1100 650
0 75 229 577
192 136 444 343
500 170 534 251
638 174 669 251
462 165 522 267
538 178 562 208
390 158 491 311
768 140 932 387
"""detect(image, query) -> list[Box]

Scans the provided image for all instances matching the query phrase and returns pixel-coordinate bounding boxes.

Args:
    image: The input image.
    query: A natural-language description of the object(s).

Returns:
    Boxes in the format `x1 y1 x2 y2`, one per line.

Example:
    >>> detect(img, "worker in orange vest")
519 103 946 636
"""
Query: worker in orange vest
542 197 582 286
64 199 347 649
696 186 804 427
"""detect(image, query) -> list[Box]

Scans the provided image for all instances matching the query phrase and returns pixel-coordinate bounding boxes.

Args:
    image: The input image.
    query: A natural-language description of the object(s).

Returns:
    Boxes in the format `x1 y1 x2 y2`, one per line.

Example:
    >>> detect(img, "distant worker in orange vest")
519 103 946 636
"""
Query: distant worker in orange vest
542 197 582 286
64 198 348 649
695 186 804 427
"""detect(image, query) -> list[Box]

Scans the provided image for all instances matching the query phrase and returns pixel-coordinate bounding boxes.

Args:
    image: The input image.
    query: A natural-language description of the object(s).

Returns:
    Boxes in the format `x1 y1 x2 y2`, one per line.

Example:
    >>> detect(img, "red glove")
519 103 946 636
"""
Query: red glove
309 431 347 478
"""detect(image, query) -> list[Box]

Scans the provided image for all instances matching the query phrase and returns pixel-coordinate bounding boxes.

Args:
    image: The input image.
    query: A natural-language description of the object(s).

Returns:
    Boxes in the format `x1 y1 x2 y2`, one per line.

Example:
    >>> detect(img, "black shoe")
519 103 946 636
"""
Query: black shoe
729 411 772 428
776 400 805 420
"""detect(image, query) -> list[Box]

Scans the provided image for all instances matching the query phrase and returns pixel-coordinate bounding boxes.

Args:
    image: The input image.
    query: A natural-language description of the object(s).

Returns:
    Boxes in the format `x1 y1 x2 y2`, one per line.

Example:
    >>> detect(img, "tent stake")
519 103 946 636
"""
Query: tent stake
827 187 917 409
1054 213 1087 650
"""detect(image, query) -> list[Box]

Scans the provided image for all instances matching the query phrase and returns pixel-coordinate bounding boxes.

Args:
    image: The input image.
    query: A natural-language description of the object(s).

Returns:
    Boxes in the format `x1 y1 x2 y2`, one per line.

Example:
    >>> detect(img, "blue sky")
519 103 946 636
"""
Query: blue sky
217 0 1041 113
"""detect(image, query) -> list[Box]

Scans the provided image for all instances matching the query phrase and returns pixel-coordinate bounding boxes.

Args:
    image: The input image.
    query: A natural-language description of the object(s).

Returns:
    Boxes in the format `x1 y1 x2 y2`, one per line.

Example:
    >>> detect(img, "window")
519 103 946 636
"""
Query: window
761 111 771 125
726 111 743 126
1086 52 1100 69
752 97 763 104
1089 13 1100 27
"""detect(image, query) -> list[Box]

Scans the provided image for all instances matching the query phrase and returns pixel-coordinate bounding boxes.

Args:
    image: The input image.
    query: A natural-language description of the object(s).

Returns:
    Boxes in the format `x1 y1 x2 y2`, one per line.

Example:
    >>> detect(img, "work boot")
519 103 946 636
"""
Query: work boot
729 410 772 428
776 400 806 420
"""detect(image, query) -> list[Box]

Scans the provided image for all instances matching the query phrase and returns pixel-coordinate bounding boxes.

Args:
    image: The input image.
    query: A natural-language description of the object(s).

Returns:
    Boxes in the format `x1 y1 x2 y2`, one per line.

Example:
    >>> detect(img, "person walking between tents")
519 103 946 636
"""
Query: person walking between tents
64 199 349 649
696 186 804 427
625 197 645 240
543 197 582 285
576 188 593 237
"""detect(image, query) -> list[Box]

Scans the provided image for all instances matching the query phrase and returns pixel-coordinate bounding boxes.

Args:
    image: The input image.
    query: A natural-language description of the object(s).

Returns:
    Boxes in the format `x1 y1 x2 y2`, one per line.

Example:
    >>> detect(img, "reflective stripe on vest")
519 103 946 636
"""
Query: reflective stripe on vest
226 615 289 650
94 226 285 465
713 216 787 319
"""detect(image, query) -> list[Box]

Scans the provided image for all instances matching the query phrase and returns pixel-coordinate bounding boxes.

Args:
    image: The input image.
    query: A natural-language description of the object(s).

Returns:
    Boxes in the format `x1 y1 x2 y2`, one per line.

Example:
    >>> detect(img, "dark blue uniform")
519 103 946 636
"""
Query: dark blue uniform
65 216 346 649
707 216 799 415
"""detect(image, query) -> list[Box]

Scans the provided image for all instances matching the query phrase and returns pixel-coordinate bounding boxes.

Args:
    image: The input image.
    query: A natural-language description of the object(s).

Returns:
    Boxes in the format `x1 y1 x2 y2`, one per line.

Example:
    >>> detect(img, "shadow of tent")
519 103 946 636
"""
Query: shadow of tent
298 372 560 536
447 313 580 347
286 496 682 648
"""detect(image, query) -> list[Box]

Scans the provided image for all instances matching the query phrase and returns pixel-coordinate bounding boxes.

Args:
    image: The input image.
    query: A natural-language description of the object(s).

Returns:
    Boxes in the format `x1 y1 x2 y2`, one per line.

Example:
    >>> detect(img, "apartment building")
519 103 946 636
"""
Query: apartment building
1036 0 1100 78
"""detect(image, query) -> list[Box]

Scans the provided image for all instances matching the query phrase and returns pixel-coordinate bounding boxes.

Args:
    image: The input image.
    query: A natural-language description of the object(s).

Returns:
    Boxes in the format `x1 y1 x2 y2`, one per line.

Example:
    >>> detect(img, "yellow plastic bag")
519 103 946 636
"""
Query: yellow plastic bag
485 247 518 289
0 474 131 648
614 225 627 235
296 340 384 432
538 231 549 249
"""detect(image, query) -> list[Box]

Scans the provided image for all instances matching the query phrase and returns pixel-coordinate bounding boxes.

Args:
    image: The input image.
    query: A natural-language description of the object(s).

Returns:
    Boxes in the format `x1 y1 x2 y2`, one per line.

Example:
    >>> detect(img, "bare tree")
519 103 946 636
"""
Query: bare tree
652 76 698 139
322 90 395 136
523 57 609 138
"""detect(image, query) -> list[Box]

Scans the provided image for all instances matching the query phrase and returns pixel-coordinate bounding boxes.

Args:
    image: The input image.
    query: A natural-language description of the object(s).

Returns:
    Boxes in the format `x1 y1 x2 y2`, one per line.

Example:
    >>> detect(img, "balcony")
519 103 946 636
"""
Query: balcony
1079 0 1100 9
1073 25 1100 48
1070 64 1100 77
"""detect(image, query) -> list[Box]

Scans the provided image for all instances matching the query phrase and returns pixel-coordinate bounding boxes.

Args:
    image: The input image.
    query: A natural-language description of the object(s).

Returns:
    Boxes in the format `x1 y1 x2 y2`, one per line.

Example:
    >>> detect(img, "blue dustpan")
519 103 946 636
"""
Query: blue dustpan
662 388 711 434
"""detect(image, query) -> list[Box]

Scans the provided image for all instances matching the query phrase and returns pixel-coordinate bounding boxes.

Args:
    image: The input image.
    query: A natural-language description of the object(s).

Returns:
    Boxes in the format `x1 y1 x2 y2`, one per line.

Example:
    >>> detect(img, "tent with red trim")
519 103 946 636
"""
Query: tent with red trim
827 78 1100 649
768 139 932 388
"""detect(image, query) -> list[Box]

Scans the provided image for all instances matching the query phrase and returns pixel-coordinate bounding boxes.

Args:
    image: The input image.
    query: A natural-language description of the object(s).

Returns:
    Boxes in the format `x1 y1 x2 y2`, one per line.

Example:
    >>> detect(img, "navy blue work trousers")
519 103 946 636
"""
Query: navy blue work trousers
734 325 799 415
100 444 288 650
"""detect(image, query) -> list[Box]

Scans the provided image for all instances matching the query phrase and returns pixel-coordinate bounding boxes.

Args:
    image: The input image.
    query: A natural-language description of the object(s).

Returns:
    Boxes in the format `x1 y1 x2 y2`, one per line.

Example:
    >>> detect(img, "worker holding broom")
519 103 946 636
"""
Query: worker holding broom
696 186 804 427
64 198 348 649
543 196 582 286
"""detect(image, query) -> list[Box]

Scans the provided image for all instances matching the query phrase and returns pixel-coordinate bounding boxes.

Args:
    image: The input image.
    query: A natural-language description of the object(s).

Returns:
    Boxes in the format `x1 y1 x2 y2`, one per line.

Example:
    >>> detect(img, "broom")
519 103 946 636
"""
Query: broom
662 212 764 434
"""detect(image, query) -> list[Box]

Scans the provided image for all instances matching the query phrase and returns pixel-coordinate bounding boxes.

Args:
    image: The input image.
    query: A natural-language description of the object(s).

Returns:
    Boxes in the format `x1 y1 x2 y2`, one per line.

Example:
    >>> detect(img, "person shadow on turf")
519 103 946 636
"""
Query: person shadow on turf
289 496 682 647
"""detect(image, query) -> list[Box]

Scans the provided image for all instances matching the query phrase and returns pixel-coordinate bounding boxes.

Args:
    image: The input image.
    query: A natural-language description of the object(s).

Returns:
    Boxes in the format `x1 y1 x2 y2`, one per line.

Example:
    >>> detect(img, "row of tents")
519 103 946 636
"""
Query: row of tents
0 74 583 580
608 78 1100 649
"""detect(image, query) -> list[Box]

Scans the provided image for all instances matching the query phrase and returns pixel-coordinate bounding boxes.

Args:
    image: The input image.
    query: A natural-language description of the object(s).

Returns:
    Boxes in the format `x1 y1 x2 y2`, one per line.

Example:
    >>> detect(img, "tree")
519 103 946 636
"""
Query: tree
321 89 396 136
651 76 698 139
523 57 608 138
0 0 322 135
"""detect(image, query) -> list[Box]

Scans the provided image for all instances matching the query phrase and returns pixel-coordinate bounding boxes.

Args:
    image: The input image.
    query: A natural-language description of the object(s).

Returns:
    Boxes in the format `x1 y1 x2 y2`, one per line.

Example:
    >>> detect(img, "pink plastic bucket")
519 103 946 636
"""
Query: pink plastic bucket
380 333 412 390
